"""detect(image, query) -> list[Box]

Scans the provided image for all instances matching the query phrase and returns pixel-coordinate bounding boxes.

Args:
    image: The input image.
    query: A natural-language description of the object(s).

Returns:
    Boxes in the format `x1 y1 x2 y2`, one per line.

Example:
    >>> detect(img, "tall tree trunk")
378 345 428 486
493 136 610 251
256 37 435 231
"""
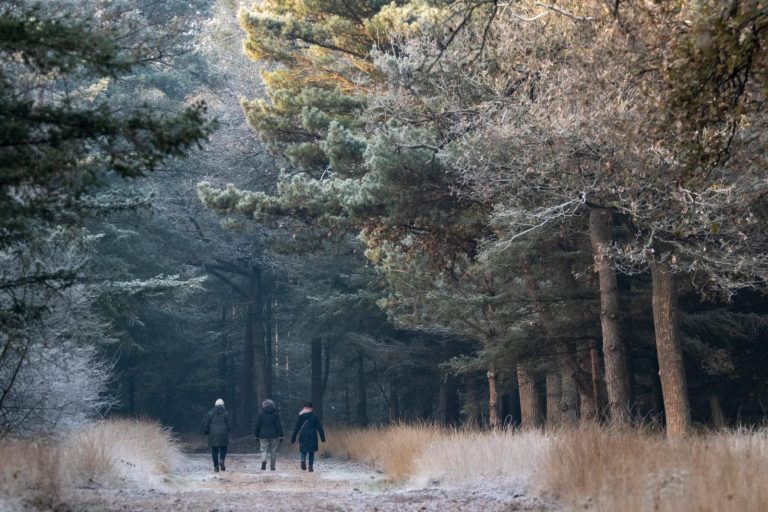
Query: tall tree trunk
240 269 256 434
650 260 691 438
579 388 598 420
127 374 135 416
356 349 368 427
561 372 579 424
344 356 351 425
517 364 543 429
389 378 400 422
589 209 630 424
323 341 332 396
651 357 664 417
438 376 459 426
619 275 636 415
487 369 500 429
590 343 603 418
523 257 597 415
508 371 522 427
709 394 726 430
264 282 273 399
252 266 268 408
438 377 450 425
464 374 480 427
218 303 228 400
311 337 323 420
627 351 637 417
546 372 563 428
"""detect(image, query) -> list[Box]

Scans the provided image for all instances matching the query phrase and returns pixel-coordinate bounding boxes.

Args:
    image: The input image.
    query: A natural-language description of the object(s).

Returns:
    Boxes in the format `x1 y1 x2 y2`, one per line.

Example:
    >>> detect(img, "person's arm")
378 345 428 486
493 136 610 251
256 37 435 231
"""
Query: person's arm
291 415 301 443
316 417 326 443
201 412 211 435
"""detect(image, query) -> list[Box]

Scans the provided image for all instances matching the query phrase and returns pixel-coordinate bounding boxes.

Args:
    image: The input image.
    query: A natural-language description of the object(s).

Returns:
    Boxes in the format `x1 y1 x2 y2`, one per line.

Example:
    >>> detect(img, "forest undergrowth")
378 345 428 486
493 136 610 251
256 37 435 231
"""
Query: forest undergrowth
0 419 180 510
322 424 768 512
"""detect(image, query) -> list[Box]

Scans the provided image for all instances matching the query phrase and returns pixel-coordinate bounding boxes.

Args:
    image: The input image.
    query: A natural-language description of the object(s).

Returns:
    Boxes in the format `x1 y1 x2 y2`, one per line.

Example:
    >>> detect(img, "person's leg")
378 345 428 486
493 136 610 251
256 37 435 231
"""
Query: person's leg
308 451 315 472
211 447 219 471
300 451 307 470
269 438 278 470
220 445 227 471
260 439 268 470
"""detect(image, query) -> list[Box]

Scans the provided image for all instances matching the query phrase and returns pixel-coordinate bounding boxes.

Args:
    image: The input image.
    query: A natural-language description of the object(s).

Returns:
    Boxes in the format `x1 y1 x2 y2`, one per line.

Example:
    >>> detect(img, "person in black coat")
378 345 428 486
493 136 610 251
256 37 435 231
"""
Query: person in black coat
290 401 326 472
202 398 231 472
254 398 284 471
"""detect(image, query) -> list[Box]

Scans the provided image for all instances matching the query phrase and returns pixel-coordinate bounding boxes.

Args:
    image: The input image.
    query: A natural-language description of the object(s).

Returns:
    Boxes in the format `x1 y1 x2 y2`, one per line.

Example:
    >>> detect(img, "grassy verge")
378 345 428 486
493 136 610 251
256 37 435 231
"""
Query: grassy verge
543 426 768 511
322 424 768 511
0 419 181 510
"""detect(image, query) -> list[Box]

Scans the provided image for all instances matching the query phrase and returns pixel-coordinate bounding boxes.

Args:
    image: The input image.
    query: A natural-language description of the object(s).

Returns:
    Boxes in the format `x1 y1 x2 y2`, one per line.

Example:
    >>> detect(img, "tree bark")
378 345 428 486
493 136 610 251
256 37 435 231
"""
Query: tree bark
517 364 543 429
523 256 597 417
589 209 630 424
487 369 500 429
546 372 563 428
507 379 522 427
389 378 400 422
650 260 691 438
311 337 323 420
264 282 273 399
651 356 664 418
464 374 480 427
240 269 256 435
127 374 135 416
344 356 351 425
561 372 579 424
709 394 726 430
356 349 368 427
590 343 603 418
252 267 267 409
438 378 450 425
438 376 459 426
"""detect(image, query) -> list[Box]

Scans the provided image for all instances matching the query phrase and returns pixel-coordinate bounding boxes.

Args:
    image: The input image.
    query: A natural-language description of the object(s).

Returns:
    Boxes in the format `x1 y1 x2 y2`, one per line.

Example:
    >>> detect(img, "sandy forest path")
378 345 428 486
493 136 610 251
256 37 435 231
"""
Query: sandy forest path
72 453 555 511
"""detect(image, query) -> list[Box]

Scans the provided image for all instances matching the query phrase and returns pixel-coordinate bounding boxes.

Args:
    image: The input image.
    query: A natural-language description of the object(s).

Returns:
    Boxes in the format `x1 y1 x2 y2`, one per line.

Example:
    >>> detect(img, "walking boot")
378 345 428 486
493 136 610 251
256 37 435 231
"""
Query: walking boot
214 465 219 473
220 460 226 472
270 463 276 471
308 463 314 472
301 461 306 471
261 461 267 471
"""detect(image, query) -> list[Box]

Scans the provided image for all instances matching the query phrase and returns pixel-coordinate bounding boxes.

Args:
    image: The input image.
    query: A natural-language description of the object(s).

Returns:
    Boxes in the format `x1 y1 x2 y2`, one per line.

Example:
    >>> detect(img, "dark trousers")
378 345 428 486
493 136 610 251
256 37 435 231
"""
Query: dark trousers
300 451 315 465
211 446 227 467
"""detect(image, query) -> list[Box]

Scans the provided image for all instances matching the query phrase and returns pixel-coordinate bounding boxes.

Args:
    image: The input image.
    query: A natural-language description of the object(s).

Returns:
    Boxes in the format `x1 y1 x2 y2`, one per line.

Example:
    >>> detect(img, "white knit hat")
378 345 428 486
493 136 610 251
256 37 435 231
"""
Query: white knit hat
215 398 224 407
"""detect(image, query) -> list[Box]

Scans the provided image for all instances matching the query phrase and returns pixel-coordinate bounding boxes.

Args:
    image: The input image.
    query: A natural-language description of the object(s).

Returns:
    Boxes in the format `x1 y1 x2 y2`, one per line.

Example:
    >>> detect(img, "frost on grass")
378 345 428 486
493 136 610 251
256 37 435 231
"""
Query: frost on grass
410 429 551 490
325 425 768 512
0 419 183 510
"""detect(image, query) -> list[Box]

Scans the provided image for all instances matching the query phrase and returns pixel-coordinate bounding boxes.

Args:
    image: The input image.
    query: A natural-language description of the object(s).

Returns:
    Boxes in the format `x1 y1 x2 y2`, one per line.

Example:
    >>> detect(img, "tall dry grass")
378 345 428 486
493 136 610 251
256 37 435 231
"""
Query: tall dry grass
63 418 181 488
542 425 768 512
322 424 549 485
324 423 768 511
321 424 444 479
0 439 63 509
0 418 182 509
411 428 551 487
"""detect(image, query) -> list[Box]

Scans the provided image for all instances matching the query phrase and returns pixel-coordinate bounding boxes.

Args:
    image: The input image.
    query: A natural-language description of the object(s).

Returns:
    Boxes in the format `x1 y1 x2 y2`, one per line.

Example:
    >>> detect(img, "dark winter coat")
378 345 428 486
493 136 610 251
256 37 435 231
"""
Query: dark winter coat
202 405 231 448
254 403 284 439
290 411 325 453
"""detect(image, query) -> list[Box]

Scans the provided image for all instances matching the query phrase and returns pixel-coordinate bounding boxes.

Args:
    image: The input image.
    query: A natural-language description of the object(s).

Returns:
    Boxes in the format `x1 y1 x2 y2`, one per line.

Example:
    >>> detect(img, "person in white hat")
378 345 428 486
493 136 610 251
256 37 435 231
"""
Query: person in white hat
202 398 230 472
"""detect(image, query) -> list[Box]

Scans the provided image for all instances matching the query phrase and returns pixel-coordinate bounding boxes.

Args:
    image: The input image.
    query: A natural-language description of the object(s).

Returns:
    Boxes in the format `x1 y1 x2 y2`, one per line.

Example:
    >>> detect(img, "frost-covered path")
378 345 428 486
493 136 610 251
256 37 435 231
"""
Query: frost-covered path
72 453 556 511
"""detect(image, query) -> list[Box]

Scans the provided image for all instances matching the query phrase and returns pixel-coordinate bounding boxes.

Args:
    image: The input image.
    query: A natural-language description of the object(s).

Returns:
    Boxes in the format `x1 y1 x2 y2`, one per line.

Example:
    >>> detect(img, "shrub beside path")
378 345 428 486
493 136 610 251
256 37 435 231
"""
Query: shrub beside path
70 452 557 511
